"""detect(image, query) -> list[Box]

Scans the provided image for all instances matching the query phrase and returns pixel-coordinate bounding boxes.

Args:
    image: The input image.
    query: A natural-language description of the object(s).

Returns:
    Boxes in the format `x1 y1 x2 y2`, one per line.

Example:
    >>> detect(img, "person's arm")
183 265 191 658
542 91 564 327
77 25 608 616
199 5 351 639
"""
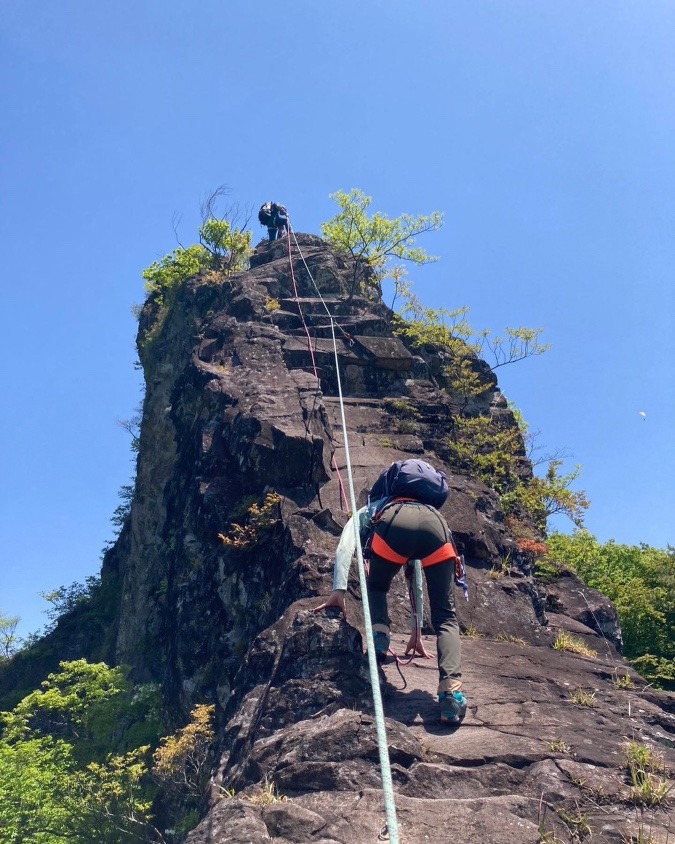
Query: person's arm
315 507 370 615
332 510 360 590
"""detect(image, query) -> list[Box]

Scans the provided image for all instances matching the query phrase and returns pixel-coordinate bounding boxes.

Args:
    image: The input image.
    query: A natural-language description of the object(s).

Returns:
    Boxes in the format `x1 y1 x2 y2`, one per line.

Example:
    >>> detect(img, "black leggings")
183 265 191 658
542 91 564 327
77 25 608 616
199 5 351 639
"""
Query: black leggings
367 502 462 689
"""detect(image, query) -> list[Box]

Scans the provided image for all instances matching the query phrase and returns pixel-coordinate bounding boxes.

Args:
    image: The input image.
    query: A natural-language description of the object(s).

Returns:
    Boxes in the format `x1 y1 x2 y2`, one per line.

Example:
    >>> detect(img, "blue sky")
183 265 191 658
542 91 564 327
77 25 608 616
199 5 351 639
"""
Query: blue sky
2 1 673 639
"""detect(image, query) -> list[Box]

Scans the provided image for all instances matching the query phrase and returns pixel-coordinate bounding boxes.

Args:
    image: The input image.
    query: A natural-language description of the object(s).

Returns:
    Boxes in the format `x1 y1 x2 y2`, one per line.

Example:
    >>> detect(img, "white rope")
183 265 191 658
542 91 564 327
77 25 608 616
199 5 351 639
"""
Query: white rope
330 318 401 844
285 226 401 841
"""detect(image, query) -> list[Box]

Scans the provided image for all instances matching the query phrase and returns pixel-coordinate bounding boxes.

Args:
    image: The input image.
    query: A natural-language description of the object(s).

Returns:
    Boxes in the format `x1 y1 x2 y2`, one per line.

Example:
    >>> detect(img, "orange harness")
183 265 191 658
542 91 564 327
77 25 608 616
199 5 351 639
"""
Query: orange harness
370 497 461 567
370 532 459 567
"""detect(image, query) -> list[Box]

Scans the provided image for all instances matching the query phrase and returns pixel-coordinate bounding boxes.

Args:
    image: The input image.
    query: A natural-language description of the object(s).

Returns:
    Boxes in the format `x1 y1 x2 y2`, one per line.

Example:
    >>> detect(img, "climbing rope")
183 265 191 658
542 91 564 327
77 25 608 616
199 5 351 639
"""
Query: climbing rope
281 223 401 842
290 226 355 343
330 317 401 844
284 223 349 512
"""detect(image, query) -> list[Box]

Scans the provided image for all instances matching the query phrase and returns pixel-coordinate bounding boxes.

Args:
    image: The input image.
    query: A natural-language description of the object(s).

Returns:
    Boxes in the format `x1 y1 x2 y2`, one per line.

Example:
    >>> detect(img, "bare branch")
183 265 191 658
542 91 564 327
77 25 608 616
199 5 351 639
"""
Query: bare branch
171 211 185 248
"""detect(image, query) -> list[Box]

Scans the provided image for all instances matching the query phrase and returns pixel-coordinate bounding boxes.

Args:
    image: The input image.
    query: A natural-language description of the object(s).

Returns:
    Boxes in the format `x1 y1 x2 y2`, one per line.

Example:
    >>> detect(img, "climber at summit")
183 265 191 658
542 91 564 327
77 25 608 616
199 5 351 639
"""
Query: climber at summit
315 459 467 726
258 201 288 241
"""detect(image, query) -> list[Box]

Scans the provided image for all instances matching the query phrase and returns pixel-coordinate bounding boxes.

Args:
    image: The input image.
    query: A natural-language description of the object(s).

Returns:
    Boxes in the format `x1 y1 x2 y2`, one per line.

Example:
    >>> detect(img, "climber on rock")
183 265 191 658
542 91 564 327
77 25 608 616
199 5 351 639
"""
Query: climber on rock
258 201 288 241
315 459 467 726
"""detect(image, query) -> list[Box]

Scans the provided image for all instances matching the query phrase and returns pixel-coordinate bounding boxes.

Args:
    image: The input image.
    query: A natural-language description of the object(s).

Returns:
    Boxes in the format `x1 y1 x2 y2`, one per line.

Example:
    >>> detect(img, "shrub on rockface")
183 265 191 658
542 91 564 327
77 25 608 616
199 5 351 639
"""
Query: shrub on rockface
389 287 586 533
142 245 212 304
140 203 252 348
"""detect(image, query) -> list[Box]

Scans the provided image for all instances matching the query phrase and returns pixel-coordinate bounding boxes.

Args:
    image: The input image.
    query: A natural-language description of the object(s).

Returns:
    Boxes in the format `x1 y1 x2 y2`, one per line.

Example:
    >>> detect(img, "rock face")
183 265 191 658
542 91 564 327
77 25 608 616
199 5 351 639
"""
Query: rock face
66 235 675 839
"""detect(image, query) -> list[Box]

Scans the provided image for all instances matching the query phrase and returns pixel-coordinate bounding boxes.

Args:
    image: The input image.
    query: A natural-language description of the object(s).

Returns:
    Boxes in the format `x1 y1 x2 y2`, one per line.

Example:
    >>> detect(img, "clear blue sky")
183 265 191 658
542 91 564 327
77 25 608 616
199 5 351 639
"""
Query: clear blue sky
2 1 673 640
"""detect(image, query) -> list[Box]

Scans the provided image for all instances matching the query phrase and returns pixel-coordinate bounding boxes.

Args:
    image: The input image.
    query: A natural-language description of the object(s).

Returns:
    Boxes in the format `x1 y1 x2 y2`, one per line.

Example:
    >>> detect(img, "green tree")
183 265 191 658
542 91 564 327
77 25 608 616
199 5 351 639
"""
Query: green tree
0 730 75 843
546 532 675 686
393 293 549 404
142 189 251 306
321 188 444 299
0 612 20 662
198 184 252 273
39 578 101 632
4 659 160 764
504 460 590 530
0 661 164 843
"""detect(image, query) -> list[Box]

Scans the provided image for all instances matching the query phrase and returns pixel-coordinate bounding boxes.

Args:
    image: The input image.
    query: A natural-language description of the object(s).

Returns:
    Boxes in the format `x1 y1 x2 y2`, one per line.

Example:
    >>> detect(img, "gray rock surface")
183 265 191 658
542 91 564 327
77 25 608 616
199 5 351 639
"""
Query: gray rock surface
8 233 669 842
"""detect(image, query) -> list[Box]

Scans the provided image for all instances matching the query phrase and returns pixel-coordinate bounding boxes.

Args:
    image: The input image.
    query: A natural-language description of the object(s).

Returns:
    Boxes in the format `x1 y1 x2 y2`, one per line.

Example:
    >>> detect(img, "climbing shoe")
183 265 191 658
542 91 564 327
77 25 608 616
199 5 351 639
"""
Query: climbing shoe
439 690 467 725
373 631 390 662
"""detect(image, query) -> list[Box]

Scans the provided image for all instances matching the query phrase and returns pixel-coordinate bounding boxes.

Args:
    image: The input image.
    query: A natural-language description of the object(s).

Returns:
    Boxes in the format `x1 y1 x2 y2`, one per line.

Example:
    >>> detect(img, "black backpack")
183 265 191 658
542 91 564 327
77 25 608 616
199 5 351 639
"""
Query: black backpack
359 460 449 559
369 459 448 509
258 202 273 226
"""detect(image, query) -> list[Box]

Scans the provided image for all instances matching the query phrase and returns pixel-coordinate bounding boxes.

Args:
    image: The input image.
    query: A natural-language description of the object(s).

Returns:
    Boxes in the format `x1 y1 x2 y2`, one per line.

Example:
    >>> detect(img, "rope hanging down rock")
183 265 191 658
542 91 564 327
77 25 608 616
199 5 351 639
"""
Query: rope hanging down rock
282 222 402 843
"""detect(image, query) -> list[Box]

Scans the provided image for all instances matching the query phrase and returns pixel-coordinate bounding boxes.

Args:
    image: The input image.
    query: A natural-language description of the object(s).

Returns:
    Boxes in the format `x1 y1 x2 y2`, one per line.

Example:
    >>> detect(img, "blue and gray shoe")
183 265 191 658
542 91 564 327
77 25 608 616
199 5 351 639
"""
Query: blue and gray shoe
439 690 467 724
373 631 390 662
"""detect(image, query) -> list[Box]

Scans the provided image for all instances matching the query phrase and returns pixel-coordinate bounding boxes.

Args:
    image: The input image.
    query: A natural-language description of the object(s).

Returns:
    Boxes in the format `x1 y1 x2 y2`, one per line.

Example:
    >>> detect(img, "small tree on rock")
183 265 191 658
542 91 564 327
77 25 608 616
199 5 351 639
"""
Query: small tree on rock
321 188 444 299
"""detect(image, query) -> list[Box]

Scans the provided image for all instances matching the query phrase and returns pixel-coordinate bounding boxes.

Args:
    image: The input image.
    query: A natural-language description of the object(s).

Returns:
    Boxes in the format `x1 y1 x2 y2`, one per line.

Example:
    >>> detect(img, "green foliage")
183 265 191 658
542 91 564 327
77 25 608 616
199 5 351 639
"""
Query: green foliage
0 661 164 843
0 730 76 843
534 556 565 583
546 533 675 686
0 612 20 662
110 484 134 534
630 655 675 688
388 281 582 532
448 415 524 493
382 398 418 418
142 192 251 304
613 671 635 689
3 660 160 764
217 492 282 550
247 779 288 806
444 410 587 532
553 631 597 659
547 738 571 754
394 298 487 402
321 188 443 298
624 741 672 807
393 418 418 434
198 218 252 274
142 244 212 303
152 704 215 797
40 576 102 632
503 460 590 529
393 294 549 401
568 688 597 707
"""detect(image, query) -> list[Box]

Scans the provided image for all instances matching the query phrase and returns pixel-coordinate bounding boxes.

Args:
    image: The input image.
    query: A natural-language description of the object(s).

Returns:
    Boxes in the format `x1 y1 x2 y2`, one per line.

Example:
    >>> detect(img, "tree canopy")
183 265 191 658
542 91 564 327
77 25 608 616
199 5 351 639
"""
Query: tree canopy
321 188 444 298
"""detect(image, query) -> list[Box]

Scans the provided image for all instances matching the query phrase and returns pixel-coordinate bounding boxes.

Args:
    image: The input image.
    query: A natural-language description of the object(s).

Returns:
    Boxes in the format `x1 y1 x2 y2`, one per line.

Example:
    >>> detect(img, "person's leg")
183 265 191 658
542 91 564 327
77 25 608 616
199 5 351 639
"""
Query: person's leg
268 227 277 241
367 554 401 654
424 559 466 723
423 560 461 691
